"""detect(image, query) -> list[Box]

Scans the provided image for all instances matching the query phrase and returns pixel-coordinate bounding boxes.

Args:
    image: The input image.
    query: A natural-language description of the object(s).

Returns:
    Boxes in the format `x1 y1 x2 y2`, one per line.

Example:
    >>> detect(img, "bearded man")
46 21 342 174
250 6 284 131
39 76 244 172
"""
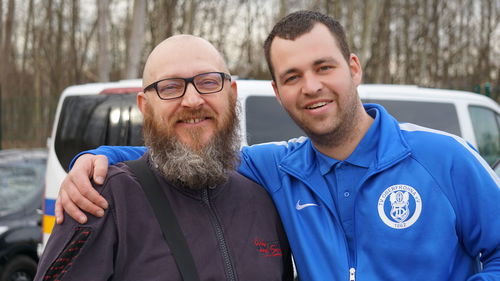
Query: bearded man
34 35 292 281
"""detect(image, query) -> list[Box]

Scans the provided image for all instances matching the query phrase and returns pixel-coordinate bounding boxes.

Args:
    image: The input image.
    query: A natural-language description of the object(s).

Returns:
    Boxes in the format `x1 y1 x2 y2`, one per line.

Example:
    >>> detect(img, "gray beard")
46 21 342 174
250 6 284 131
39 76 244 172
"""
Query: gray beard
143 104 241 190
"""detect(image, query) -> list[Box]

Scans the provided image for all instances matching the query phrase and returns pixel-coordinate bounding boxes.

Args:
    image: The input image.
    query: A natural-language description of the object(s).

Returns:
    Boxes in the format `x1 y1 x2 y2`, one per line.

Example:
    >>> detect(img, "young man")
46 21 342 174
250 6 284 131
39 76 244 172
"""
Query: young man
35 35 292 281
57 11 500 280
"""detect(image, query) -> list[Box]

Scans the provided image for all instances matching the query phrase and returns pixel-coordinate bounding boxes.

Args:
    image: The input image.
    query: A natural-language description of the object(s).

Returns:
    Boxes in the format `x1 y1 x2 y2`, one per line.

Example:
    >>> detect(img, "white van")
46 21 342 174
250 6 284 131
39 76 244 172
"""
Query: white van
40 80 500 251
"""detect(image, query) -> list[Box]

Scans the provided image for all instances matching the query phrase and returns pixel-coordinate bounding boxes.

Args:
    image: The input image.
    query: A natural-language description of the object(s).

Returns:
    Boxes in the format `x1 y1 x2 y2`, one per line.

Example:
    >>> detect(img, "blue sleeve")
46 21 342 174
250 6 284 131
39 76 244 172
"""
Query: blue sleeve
69 146 147 169
453 151 500 280
238 144 286 194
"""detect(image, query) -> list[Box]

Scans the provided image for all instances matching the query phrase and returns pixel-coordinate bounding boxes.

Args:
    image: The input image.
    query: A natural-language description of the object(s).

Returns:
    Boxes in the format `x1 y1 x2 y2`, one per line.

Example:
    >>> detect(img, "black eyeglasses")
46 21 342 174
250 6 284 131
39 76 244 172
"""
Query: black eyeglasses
143 72 231 100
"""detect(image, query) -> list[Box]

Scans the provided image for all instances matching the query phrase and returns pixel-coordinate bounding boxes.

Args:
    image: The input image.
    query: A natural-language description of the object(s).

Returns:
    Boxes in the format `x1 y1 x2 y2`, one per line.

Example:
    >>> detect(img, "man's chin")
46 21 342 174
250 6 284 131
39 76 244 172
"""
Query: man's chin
177 136 212 153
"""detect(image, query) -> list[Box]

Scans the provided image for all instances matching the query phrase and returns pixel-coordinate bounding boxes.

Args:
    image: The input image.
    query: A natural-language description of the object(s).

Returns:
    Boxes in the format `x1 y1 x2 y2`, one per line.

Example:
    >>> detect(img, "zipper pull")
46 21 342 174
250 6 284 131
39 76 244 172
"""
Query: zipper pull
349 268 356 281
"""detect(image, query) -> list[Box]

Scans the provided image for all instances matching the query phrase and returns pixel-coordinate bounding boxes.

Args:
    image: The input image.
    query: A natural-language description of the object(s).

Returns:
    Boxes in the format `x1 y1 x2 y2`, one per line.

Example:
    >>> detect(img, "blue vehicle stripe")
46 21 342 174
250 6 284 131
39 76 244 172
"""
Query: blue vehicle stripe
45 199 56 216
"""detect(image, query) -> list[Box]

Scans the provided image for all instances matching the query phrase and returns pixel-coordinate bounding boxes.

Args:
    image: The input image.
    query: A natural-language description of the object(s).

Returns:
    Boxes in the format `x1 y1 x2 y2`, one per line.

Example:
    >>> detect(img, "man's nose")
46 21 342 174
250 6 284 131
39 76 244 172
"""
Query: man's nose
180 83 204 108
302 73 323 95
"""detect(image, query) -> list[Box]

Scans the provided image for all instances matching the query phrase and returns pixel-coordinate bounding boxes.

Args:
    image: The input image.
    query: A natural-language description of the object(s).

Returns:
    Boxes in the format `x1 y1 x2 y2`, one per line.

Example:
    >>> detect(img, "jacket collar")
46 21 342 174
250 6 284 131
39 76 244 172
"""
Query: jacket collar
279 104 411 177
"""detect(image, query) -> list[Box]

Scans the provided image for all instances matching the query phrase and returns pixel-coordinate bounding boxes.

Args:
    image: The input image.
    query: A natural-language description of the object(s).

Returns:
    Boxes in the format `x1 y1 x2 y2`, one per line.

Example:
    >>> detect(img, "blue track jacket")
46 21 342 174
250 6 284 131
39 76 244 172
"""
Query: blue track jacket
79 104 500 281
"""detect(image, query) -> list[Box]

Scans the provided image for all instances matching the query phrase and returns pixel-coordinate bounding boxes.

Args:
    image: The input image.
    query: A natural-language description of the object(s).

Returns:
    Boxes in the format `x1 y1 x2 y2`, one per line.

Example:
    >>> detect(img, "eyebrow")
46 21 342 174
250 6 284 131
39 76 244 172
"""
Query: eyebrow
278 57 339 81
313 57 339 66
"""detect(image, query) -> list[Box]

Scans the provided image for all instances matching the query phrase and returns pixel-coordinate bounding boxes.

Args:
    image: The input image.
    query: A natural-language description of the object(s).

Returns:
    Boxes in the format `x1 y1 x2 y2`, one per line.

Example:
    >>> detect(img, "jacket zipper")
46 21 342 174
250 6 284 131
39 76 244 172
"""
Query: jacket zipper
279 147 411 280
346 158 406 281
279 164 355 280
201 188 238 281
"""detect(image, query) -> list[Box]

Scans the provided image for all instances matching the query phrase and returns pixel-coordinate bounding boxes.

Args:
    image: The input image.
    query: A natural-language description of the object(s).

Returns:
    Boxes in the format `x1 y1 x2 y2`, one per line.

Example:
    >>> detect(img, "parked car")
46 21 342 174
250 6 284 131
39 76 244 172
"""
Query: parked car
40 80 500 251
494 160 500 177
0 149 47 281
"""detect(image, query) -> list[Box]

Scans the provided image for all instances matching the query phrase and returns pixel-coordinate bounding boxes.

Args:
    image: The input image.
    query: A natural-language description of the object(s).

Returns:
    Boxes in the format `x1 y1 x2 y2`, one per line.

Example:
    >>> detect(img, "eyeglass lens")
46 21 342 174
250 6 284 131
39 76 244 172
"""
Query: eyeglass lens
156 72 224 99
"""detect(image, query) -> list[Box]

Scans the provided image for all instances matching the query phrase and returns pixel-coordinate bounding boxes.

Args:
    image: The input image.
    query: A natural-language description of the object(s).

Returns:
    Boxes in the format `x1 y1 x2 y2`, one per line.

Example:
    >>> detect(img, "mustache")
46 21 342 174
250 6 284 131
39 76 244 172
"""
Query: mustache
173 108 216 122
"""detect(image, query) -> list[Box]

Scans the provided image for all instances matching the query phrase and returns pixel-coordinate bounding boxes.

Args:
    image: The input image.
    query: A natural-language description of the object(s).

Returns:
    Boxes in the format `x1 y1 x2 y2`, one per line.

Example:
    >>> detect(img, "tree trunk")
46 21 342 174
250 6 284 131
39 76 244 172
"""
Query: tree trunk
21 0 34 75
360 0 378 66
70 0 81 83
97 0 111 82
403 0 413 84
364 0 391 83
0 0 4 57
1 0 15 147
185 0 198 34
279 0 287 19
124 0 146 79
1 0 15 92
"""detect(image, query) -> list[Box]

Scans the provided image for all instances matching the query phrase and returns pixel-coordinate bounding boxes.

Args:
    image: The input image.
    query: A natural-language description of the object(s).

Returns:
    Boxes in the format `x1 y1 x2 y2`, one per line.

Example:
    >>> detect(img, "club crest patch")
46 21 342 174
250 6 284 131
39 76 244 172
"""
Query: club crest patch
377 184 422 229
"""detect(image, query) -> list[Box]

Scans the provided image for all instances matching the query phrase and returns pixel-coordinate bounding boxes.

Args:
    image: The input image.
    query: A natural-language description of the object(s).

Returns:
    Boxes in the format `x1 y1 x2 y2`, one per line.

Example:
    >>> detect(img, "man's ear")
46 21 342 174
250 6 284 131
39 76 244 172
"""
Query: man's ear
137 92 148 115
230 80 238 100
349 53 363 86
271 80 282 106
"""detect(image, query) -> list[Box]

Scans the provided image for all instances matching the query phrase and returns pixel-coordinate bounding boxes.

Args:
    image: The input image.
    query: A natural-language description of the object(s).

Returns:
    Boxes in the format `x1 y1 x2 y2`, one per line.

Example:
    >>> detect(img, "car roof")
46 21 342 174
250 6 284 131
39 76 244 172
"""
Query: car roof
59 80 499 111
0 149 47 165
358 84 498 107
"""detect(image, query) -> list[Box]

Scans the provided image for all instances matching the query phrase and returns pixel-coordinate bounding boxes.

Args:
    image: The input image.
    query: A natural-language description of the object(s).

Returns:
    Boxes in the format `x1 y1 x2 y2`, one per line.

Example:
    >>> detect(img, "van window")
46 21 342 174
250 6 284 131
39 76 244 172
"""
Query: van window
55 94 143 171
245 97 464 146
468 106 500 165
245 96 304 145
364 99 462 136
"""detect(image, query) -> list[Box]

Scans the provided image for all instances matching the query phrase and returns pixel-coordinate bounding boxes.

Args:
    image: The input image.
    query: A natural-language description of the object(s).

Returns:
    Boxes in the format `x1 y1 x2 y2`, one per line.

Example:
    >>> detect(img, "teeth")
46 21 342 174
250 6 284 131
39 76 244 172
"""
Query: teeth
307 102 328 109
184 118 204 123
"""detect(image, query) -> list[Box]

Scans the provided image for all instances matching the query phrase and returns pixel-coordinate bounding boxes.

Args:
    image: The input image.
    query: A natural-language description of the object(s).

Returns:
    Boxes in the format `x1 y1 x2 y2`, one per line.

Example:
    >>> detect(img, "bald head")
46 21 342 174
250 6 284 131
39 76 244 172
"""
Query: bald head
142 35 229 88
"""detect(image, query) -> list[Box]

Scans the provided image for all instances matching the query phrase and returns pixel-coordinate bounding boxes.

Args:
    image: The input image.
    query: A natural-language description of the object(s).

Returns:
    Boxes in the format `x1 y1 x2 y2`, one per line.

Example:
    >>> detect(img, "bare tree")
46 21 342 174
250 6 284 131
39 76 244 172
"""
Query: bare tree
1 0 15 76
0 0 4 57
148 0 178 49
364 0 392 83
184 0 198 34
1 0 15 129
124 0 146 79
97 0 111 82
70 0 81 83
279 0 287 19
359 0 379 66
1 0 499 148
21 0 34 75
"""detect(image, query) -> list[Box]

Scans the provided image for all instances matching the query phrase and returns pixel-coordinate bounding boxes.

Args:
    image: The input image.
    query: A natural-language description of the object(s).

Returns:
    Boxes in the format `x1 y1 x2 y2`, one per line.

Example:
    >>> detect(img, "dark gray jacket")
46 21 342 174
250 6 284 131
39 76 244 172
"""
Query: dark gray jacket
35 157 293 281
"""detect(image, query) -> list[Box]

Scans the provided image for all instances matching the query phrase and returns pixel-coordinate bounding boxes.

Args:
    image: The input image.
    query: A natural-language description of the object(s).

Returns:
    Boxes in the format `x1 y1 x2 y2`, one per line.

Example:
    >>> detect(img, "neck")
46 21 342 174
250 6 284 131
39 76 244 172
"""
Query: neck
313 110 374 160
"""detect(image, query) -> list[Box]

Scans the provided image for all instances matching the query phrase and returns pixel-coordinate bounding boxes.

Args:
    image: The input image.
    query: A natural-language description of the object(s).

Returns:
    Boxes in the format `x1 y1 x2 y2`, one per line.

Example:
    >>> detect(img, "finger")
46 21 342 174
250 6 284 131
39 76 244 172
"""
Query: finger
65 178 105 218
74 172 109 210
70 155 109 209
55 196 64 224
92 155 109 185
59 190 88 224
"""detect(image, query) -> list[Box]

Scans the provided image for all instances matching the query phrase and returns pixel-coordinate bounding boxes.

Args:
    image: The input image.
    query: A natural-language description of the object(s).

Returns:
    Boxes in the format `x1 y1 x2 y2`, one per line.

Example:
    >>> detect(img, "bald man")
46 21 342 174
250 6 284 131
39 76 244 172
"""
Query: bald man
34 35 293 281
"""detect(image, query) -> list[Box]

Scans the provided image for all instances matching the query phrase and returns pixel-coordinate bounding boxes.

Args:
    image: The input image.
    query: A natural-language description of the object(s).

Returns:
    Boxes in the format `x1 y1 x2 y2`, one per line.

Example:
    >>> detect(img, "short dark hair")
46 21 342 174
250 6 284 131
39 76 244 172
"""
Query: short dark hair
264 10 351 81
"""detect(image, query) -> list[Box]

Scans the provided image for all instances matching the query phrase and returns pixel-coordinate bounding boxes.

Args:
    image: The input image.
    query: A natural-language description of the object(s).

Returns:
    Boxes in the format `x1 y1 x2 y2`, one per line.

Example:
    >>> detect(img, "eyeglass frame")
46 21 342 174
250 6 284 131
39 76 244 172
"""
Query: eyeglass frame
143 71 232 100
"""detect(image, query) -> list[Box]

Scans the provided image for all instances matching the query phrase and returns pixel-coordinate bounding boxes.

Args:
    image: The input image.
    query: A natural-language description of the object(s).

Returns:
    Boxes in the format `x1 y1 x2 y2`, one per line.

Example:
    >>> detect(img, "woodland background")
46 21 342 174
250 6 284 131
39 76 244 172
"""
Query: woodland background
0 0 499 148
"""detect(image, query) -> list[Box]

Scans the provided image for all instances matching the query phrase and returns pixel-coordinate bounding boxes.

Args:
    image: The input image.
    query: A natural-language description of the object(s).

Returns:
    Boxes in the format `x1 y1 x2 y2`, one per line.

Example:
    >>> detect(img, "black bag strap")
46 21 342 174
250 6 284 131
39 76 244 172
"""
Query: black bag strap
126 159 200 281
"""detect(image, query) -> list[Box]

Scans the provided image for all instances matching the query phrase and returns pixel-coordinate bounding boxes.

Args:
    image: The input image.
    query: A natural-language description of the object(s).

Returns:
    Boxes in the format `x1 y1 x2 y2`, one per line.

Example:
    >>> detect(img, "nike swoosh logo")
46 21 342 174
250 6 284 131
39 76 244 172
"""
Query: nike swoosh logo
296 200 319 210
